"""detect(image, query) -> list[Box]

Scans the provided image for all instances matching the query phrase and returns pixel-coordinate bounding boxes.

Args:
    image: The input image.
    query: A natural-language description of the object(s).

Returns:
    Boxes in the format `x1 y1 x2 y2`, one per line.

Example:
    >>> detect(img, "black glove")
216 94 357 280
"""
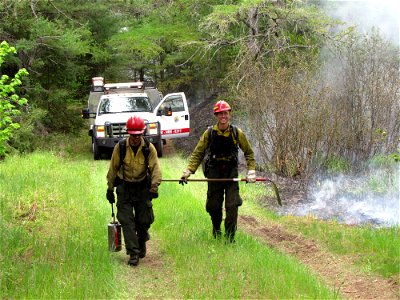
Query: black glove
106 189 115 204
179 170 191 186
179 177 187 186
149 191 158 199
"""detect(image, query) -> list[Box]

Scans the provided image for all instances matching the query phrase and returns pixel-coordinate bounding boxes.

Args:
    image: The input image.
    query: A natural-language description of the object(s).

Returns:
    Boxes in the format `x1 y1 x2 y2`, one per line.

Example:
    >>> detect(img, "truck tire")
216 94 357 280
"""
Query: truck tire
93 142 101 160
155 140 163 157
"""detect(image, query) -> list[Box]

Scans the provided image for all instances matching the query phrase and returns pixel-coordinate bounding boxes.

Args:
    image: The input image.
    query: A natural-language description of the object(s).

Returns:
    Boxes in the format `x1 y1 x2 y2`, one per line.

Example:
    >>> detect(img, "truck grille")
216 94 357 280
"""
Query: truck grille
105 121 159 139
109 123 128 138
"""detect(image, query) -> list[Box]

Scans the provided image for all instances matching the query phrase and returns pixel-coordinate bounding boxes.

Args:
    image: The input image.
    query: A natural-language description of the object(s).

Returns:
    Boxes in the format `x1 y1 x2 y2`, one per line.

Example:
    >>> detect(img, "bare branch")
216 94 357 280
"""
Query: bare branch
30 0 38 19
48 0 84 26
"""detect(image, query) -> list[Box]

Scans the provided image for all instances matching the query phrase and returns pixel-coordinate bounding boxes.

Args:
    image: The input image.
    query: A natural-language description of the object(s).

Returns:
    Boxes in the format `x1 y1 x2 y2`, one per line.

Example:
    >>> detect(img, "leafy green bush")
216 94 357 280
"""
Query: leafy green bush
0 41 29 158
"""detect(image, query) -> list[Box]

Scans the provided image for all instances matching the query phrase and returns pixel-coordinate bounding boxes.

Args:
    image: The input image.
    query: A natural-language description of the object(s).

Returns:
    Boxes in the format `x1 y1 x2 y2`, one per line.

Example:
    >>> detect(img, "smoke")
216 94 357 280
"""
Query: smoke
322 0 400 44
281 164 400 227
274 1 400 227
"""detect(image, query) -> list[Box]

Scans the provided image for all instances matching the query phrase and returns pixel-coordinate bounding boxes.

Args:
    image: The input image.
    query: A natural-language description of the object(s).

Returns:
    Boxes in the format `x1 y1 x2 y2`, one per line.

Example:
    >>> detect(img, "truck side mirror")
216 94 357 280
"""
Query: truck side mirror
167 107 172 116
81 108 90 119
165 106 172 116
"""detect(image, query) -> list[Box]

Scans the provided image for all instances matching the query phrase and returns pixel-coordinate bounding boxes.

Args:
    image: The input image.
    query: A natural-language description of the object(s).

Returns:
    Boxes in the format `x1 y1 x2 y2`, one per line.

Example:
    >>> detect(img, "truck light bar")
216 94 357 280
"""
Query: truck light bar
104 82 143 90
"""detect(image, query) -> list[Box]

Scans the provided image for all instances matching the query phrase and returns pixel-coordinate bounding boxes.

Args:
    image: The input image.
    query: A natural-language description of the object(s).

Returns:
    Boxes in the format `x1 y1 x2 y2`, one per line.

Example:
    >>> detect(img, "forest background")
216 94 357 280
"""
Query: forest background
0 0 399 176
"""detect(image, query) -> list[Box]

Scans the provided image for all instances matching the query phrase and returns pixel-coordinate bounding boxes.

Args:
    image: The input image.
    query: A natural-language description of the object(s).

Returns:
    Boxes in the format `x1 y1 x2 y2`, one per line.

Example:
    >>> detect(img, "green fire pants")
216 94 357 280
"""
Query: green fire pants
206 162 242 240
116 180 154 255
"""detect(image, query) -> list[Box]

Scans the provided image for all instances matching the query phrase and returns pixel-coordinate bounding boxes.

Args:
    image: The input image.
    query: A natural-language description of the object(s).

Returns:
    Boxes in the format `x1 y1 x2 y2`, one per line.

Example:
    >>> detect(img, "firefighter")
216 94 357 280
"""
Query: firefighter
106 115 161 266
179 100 256 242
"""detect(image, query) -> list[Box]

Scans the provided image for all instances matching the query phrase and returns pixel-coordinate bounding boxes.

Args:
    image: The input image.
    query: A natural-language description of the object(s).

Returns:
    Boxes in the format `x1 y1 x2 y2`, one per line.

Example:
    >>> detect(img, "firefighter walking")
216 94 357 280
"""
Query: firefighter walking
180 100 256 242
106 115 161 266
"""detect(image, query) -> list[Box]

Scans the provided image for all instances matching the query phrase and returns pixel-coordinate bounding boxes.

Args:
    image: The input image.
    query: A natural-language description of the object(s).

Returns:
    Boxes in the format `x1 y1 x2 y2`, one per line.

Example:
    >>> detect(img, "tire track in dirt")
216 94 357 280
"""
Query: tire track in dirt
239 215 399 299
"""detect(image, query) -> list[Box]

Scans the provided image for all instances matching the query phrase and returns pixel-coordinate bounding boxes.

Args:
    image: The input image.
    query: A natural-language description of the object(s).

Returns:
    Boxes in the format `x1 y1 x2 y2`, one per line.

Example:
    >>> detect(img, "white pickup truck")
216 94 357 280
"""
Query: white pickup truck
82 77 190 159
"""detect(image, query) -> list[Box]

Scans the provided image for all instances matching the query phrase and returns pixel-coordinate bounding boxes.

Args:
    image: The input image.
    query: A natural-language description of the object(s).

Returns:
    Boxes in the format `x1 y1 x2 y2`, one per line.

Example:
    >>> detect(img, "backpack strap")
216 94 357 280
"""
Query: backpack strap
206 126 213 148
202 126 213 177
142 137 150 168
230 125 238 145
118 139 127 173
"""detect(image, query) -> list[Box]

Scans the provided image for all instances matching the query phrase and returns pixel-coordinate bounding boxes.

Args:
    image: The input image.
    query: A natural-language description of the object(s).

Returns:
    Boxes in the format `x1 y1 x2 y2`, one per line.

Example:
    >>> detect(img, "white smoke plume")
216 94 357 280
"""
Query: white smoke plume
282 164 400 227
322 0 400 44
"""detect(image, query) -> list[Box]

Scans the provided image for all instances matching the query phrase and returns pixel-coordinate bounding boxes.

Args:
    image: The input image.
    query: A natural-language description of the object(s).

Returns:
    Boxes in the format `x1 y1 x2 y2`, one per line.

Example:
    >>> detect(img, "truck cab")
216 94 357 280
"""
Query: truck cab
82 77 190 159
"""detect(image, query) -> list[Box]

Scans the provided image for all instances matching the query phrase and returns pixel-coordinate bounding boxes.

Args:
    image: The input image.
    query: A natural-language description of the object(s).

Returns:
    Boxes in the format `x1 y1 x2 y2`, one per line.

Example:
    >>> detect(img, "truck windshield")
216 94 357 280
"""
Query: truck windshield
98 96 152 114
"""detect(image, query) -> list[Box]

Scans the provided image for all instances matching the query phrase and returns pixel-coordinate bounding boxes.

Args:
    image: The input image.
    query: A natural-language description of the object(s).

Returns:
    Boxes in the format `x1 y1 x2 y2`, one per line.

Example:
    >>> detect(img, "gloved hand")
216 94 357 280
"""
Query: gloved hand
106 189 115 204
149 191 159 199
246 170 256 183
179 170 192 185
149 184 158 200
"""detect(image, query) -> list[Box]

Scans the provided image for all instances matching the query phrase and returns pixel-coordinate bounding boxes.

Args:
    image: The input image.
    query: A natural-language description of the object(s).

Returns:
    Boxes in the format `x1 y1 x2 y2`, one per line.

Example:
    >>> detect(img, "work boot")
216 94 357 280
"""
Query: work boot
128 254 139 266
138 241 146 258
212 228 222 239
225 232 235 244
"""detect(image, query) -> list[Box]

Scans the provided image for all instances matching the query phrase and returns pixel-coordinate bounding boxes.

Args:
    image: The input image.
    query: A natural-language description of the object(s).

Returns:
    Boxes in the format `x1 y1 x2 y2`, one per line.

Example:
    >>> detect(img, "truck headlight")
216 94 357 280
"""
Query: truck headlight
147 122 158 135
96 125 105 138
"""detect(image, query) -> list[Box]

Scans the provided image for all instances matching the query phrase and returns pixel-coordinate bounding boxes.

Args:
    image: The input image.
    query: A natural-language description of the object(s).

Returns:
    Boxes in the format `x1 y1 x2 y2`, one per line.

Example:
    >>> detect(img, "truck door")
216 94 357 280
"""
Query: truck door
154 92 190 139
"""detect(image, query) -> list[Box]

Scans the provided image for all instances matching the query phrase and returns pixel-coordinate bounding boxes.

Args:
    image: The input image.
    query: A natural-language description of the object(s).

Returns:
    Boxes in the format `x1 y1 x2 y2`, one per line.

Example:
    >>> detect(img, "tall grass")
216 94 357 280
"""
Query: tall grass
0 151 121 298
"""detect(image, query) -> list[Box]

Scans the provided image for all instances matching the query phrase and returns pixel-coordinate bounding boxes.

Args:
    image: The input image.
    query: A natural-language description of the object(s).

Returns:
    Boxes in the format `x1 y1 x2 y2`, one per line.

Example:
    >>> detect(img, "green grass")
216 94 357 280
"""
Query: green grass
1 135 398 298
0 152 120 298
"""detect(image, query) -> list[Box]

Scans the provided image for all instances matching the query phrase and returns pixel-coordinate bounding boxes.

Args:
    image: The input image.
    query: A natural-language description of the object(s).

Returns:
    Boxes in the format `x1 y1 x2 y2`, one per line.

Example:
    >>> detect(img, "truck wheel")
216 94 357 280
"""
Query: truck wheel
93 142 101 160
155 140 163 157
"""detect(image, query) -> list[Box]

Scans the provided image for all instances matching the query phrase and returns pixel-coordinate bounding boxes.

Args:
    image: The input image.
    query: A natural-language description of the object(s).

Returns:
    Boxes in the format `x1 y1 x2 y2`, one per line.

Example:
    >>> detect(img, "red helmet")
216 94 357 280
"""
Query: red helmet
213 100 231 114
126 115 146 134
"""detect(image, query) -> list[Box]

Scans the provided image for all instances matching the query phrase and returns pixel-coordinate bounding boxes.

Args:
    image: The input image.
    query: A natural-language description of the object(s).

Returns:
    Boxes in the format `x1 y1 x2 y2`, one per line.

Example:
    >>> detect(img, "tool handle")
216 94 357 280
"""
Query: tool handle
111 203 116 223
162 177 282 206
162 178 269 182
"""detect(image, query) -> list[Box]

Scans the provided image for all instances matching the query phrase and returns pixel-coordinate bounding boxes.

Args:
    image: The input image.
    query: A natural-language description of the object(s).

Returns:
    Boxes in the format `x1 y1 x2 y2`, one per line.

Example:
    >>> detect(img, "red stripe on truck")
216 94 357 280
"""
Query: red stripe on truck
161 128 190 135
